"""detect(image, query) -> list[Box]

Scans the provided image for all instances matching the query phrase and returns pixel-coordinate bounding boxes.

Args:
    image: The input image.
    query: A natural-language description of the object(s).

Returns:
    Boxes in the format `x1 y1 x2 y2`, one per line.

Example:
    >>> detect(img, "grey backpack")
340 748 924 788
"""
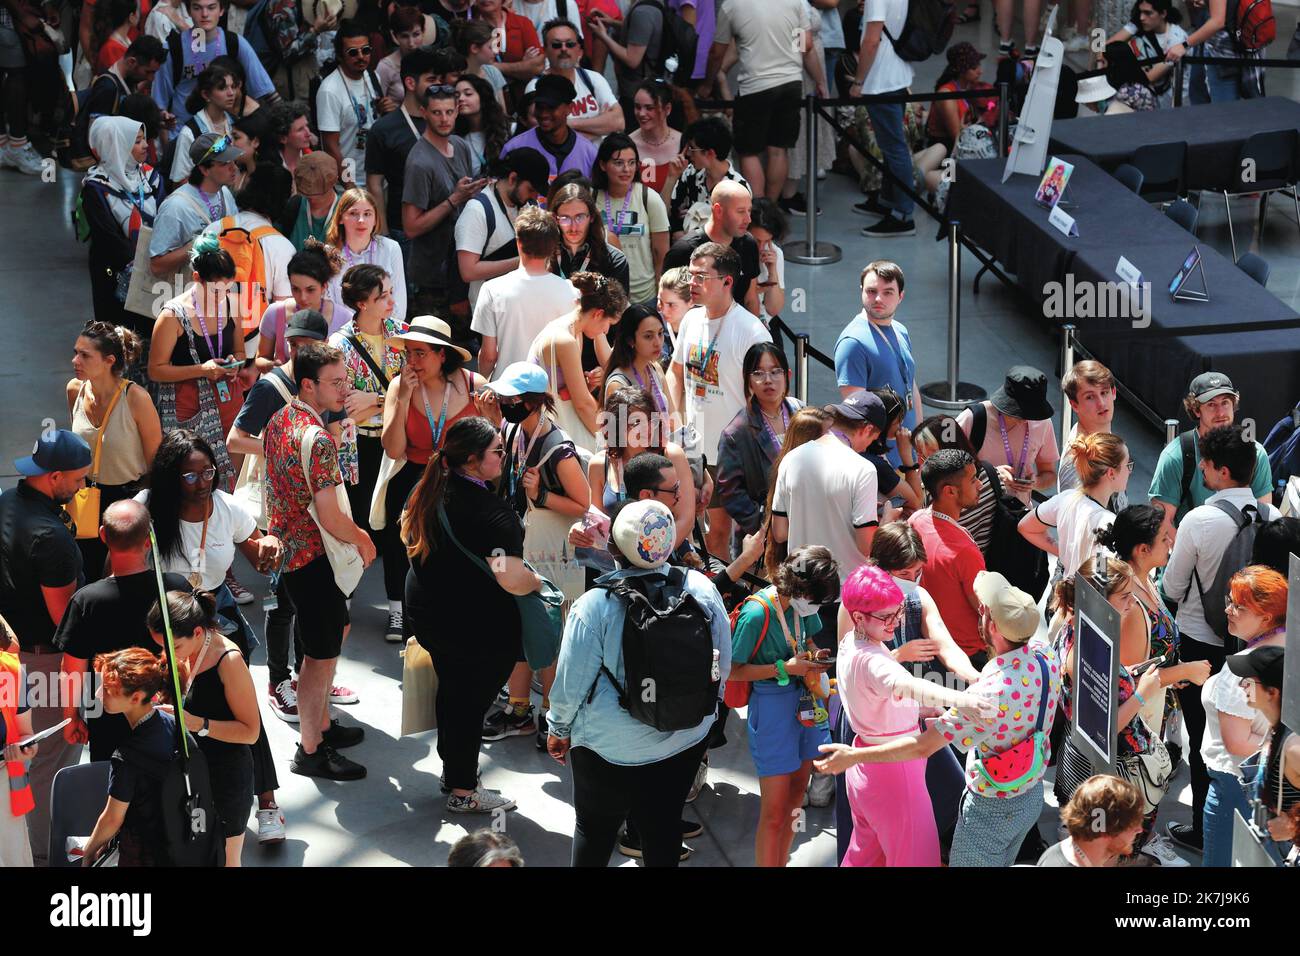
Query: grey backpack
1187 501 1271 642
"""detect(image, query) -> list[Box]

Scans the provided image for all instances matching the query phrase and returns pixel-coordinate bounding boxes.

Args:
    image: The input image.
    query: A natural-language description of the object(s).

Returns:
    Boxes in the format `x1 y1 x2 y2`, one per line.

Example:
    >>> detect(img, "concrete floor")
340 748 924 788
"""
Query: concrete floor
10 7 1298 865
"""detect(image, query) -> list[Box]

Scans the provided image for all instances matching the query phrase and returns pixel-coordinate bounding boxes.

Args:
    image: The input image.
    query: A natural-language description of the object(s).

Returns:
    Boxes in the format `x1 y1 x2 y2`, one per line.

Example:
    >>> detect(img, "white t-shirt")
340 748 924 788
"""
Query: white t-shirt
772 435 879 584
471 266 578 378
169 110 234 185
517 0 583 39
455 186 521 308
756 242 785 320
1201 667 1271 778
1033 488 1114 580
596 183 669 303
135 489 257 592
860 0 915 95
672 301 773 461
525 68 616 141
1123 22 1189 51
316 70 378 178
715 0 811 97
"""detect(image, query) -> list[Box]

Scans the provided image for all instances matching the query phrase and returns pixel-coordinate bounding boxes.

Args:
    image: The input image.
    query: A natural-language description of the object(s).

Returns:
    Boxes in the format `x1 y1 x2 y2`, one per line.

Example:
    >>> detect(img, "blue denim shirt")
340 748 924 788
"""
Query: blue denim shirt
547 567 731 766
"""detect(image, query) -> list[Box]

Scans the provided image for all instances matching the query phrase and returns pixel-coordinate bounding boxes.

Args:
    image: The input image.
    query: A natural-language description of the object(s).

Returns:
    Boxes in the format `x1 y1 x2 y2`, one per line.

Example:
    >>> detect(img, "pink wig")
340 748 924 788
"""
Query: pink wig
841 563 904 614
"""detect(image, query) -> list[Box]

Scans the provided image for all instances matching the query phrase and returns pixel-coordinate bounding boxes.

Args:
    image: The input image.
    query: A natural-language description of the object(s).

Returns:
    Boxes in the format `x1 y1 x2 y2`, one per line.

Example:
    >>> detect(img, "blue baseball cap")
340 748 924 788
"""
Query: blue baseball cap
16 429 92 476
492 362 551 397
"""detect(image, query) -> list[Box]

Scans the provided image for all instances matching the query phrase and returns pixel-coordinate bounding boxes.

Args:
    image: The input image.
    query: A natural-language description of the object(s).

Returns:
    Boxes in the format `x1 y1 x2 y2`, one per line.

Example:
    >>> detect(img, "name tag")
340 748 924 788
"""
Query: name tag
1116 255 1143 287
1048 205 1078 238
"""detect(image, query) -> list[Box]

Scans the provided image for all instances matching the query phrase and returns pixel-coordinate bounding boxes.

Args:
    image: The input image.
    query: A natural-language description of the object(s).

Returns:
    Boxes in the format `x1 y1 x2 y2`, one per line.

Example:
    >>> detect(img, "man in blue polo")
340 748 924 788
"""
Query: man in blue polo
834 260 920 466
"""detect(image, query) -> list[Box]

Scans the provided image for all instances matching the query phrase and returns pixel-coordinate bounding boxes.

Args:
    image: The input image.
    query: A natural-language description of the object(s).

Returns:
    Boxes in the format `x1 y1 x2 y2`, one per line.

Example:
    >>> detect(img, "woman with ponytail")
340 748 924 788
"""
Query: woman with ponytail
66 321 163 581
402 416 540 815
256 239 346 370
148 236 252 488
147 589 262 867
1018 431 1132 581
527 271 628 453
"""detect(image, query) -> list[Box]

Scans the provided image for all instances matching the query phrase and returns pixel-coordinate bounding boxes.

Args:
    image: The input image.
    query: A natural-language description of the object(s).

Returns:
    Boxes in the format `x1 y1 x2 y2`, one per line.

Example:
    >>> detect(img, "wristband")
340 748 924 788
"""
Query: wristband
774 659 790 686
1132 690 1146 706
898 463 919 472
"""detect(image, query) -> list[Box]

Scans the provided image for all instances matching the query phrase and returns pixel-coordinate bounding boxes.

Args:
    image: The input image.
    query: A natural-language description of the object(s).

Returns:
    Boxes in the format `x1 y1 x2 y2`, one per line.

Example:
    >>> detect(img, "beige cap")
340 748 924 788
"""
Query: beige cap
973 570 1039 642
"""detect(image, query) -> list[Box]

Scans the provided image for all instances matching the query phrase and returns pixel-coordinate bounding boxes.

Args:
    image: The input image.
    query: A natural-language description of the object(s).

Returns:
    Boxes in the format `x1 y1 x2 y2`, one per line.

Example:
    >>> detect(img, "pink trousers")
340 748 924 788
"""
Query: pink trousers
841 747 940 867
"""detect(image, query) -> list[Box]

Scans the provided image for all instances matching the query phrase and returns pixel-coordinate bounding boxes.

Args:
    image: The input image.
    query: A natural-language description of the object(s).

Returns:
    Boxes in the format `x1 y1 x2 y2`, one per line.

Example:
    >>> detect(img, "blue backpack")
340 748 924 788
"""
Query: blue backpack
1262 404 1300 493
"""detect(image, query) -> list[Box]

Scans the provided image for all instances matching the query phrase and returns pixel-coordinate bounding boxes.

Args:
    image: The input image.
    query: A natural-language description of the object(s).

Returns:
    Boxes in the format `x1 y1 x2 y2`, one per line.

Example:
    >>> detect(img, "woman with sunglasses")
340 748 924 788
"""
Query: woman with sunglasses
528 271 626 454
325 187 408 324
257 240 345 370
147 590 261 867
402 416 542 814
602 304 676 416
548 182 631 294
149 238 251 490
592 133 668 306
1199 566 1287 866
167 62 241 190
716 343 802 551
454 74 511 175
628 80 680 195
728 545 840 866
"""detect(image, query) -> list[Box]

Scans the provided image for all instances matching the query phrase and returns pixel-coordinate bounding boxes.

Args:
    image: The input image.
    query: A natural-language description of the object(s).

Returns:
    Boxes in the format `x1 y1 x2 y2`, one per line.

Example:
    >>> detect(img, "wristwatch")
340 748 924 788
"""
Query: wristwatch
198 718 210 738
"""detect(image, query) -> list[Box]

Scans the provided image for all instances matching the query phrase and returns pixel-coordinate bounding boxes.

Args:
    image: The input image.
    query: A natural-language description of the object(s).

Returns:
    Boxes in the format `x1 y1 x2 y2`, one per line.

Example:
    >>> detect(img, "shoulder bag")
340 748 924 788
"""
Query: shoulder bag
976 652 1053 792
437 503 564 669
299 423 365 595
1115 718 1173 815
66 381 128 539
231 371 294 530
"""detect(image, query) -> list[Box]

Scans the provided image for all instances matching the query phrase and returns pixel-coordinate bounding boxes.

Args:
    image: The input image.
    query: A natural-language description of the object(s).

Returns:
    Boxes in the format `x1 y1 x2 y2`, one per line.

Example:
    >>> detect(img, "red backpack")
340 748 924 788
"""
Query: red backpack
723 593 776 709
1232 0 1276 50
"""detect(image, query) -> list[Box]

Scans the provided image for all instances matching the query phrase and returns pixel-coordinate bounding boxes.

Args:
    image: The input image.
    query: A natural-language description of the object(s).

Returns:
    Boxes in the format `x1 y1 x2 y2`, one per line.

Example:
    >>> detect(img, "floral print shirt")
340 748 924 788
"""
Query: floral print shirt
263 399 341 572
328 317 407 484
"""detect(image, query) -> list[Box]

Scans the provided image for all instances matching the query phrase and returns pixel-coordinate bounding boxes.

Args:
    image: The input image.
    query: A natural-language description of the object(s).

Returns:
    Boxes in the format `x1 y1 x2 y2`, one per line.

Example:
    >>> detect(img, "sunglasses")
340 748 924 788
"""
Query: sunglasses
199 133 232 165
344 45 373 57
549 40 580 49
182 467 217 484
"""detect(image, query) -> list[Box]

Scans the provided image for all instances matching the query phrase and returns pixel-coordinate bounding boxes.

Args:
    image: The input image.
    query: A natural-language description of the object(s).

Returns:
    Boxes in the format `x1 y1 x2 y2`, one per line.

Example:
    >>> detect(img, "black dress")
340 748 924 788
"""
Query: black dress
186 647 255 840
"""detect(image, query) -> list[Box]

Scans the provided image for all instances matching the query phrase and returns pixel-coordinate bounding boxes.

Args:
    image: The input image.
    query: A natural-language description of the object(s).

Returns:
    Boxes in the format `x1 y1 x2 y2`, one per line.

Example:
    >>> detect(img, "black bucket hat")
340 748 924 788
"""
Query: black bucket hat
990 366 1054 421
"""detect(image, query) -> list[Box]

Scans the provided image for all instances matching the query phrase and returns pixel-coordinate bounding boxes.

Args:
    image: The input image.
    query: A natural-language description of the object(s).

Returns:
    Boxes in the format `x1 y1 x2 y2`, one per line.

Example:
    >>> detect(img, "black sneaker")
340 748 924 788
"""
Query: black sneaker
680 818 703 840
321 719 364 749
779 193 820 217
862 216 916 238
482 706 537 741
617 827 692 861
536 721 548 751
853 196 889 218
1165 822 1203 852
291 743 366 781
385 610 404 644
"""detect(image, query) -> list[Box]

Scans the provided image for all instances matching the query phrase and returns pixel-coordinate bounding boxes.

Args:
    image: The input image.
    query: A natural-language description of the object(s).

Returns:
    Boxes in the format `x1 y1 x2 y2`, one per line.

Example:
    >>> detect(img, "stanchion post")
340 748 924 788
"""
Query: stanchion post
997 82 1009 155
1173 60 1184 107
784 94 842 266
919 221 988 409
1165 418 1179 446
1060 324 1076 454
795 334 810 404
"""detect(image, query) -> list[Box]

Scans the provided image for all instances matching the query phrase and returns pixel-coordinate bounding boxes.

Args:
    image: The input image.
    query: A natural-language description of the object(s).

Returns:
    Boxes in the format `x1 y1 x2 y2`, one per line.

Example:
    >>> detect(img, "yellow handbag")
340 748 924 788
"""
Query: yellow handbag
65 381 127 539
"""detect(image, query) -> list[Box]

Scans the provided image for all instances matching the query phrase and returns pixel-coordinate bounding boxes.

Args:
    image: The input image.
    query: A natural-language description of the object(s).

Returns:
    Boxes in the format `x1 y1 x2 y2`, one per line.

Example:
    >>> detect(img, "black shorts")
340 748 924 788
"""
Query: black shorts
284 555 350 660
732 81 804 155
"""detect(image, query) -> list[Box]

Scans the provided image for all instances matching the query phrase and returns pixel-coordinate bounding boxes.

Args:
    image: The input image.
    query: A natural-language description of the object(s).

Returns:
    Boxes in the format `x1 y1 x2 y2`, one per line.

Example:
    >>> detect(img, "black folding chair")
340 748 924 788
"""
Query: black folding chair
1131 141 1187 204
1236 251 1271 288
1223 129 1300 261
1114 163 1145 194
1165 198 1198 234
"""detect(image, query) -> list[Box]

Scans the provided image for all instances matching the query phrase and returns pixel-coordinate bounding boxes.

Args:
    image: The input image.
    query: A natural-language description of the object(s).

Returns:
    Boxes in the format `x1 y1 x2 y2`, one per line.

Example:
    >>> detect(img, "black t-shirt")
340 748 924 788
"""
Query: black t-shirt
662 230 761 307
0 482 83 649
865 451 902 498
53 570 191 763
170 309 238 366
365 108 426 234
408 474 524 650
109 708 177 860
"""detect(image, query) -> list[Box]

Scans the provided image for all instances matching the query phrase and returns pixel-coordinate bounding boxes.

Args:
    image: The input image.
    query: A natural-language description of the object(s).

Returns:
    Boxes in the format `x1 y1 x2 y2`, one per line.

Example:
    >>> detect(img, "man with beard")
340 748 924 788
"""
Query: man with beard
0 429 92 865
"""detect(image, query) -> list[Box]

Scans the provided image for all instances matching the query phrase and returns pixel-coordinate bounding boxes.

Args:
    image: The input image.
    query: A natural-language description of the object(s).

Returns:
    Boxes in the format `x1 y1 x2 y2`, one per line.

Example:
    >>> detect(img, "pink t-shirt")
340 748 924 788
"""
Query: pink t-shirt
956 404 1060 506
837 635 922 740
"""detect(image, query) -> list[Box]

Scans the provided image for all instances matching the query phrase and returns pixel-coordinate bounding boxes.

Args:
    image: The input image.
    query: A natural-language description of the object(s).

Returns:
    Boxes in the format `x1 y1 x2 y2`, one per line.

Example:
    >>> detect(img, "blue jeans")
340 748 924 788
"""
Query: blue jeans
949 784 1043 867
1203 768 1251 867
1188 56 1241 104
864 96 914 221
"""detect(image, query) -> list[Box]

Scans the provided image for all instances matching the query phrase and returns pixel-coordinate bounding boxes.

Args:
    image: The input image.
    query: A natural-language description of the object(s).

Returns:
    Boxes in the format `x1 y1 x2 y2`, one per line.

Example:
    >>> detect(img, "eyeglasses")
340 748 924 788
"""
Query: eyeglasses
866 606 905 625
652 481 681 499
1225 599 1247 614
406 347 438 360
606 159 638 169
1124 460 1136 472
344 45 373 57
487 447 506 457
548 40 580 49
199 134 232 165
688 270 719 283
181 467 217 484
749 369 784 382
684 145 705 154
555 213 590 227
316 376 349 389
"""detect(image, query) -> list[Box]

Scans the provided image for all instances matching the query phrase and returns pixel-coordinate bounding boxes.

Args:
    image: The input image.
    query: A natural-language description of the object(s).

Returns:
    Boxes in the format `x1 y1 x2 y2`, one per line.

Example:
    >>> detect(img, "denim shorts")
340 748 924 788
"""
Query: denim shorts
746 681 830 778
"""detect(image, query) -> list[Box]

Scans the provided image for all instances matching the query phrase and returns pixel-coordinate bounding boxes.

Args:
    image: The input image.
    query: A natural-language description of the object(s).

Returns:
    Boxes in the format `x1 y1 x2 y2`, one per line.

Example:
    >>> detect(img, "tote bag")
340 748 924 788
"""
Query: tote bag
300 424 365 595
400 636 438 735
231 372 294 530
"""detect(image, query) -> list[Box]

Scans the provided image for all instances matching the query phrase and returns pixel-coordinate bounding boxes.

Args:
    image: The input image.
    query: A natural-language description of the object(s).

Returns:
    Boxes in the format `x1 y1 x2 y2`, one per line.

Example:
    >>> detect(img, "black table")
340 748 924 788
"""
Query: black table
1047 97 1300 192
948 154 1300 430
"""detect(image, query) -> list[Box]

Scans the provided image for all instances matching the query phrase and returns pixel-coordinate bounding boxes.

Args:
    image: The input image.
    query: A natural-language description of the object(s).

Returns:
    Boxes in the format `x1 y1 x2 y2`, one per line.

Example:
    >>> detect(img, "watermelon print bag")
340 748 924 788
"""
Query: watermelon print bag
975 653 1051 792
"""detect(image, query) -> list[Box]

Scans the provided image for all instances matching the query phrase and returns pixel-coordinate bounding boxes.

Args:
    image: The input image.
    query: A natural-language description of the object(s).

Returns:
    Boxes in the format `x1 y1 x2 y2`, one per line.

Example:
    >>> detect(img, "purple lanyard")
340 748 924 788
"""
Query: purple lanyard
343 239 375 269
191 287 223 359
604 188 633 231
457 470 489 489
998 412 1031 480
633 363 667 413
760 402 789 452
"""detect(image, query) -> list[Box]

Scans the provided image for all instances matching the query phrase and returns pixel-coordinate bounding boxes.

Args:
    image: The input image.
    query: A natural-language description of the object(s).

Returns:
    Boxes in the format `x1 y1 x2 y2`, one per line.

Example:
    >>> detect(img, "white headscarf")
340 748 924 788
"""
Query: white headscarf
86 115 149 196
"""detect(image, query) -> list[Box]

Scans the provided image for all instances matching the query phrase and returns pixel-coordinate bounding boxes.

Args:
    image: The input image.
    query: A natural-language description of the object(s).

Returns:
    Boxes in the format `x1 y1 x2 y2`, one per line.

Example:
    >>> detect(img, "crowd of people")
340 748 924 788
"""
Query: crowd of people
0 0 1297 871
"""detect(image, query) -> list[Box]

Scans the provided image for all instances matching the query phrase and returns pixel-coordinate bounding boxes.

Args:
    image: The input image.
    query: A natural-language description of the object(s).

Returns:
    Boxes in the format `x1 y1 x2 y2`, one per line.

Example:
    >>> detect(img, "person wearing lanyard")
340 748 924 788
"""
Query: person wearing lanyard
593 133 669 307
956 367 1060 507
726 547 841 866
602 304 677 418
324 186 409 324
318 24 397 178
380 317 484 643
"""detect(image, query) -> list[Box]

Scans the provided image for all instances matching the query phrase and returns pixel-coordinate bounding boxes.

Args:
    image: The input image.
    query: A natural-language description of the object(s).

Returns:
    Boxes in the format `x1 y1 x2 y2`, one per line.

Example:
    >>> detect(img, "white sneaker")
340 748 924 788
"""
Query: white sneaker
1140 833 1191 867
5 143 45 176
1064 34 1090 52
446 787 517 814
686 753 709 803
808 771 836 808
257 806 286 844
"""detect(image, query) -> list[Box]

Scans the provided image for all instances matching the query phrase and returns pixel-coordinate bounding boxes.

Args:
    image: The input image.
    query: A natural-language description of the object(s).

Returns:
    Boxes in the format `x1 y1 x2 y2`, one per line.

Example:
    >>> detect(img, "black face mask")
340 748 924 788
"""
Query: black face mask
501 401 531 424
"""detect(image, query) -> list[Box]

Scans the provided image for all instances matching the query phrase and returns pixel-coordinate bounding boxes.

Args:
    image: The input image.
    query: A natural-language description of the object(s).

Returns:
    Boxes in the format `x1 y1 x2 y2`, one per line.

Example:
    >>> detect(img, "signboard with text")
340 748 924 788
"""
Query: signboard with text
1072 573 1120 776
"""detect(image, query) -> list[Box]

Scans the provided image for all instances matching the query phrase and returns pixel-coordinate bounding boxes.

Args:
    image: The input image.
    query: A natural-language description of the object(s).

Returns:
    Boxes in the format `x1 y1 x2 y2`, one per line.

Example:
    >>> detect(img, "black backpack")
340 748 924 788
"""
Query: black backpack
167 29 244 88
637 0 700 86
1186 500 1272 644
590 567 720 732
884 0 957 63
160 116 203 185
979 462 1049 597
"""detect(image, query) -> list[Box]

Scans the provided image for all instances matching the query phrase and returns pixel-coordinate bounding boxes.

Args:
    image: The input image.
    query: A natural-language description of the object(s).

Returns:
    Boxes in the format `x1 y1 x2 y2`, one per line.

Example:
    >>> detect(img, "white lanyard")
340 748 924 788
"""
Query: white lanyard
770 590 803 653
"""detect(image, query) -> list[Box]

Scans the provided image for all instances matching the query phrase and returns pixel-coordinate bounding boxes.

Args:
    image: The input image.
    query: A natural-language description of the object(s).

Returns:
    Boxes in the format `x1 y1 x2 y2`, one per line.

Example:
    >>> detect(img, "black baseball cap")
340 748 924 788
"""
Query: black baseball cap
533 74 577 107
16 429 92 476
285 309 329 342
500 147 551 195
825 389 888 431
1189 371 1238 402
1225 645 1285 690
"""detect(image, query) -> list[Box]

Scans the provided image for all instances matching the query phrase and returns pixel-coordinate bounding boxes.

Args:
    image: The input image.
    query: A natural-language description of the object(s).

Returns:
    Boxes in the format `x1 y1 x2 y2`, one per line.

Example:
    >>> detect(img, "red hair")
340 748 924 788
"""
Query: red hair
94 647 167 701
1229 566 1288 628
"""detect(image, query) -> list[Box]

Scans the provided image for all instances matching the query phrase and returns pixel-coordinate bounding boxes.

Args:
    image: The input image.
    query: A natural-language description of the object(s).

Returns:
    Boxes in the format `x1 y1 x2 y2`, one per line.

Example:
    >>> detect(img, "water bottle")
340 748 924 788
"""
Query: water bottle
664 55 678 78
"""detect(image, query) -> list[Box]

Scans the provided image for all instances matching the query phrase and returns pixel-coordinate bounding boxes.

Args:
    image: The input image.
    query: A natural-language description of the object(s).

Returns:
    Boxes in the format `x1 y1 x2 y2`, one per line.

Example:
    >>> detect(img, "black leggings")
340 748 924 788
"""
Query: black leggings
0 64 28 139
1176 637 1227 838
346 435 412 603
570 738 710 868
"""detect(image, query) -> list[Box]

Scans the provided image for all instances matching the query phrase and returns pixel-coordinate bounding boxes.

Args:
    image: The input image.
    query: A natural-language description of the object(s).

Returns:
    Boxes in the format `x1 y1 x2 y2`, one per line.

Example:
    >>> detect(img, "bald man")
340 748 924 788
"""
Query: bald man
55 499 192 764
663 179 762 317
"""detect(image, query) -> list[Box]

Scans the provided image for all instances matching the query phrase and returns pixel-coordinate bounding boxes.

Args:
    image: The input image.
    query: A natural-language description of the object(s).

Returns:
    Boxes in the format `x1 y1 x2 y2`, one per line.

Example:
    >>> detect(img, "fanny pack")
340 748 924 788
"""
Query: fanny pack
976 652 1050 792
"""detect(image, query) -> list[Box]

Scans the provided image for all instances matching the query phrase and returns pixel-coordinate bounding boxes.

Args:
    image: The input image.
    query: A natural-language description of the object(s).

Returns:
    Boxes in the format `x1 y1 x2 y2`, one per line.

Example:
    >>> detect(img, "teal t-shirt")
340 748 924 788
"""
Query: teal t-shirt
729 587 823 684
1148 432 1273 525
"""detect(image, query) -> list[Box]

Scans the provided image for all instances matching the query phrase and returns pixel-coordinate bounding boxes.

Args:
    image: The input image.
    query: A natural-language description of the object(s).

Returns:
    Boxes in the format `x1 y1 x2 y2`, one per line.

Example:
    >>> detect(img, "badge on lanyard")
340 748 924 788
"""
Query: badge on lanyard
215 380 231 403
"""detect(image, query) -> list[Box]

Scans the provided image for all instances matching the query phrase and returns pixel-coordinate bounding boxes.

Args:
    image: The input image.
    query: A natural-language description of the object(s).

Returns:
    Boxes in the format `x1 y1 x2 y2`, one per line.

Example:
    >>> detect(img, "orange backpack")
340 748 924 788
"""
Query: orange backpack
216 216 279 338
